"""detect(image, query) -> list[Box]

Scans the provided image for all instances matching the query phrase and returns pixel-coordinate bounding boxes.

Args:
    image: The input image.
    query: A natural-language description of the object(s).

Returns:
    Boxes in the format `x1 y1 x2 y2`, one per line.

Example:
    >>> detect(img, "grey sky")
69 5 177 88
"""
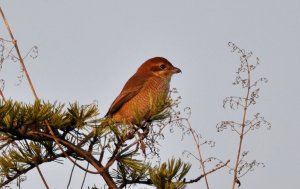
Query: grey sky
1 0 300 188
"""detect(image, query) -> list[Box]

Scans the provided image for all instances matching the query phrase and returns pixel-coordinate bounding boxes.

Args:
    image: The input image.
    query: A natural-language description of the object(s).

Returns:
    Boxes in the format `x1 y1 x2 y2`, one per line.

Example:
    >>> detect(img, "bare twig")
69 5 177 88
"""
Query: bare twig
231 61 250 189
0 7 38 99
0 88 6 102
184 160 230 184
67 160 77 189
229 44 252 189
36 165 50 189
81 163 90 189
186 120 210 189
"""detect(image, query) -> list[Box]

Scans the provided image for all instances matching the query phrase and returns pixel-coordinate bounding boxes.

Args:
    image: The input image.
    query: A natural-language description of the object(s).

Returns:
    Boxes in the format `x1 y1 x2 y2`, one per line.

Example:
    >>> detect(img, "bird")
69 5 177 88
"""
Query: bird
105 57 181 126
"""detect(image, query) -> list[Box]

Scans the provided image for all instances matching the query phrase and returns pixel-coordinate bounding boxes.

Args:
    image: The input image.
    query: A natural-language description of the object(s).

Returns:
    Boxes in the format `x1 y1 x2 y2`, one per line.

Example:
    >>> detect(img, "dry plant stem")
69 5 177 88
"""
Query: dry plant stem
81 163 90 189
185 160 230 184
231 62 251 189
1 7 118 189
187 120 209 189
0 89 6 102
0 7 38 99
35 164 50 189
67 161 76 189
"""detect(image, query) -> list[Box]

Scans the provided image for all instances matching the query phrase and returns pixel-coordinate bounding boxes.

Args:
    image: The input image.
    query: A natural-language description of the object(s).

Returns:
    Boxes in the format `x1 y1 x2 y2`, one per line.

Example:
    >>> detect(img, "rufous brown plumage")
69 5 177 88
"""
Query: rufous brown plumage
105 57 181 125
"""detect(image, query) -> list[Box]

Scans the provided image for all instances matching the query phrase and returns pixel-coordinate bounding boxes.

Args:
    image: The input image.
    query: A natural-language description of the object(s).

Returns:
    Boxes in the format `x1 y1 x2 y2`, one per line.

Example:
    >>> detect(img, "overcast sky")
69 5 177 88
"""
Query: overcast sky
1 1 300 189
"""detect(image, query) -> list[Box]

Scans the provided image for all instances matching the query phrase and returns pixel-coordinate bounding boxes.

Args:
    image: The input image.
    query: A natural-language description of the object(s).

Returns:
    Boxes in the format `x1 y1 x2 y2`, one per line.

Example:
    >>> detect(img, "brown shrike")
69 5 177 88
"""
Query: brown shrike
105 57 181 125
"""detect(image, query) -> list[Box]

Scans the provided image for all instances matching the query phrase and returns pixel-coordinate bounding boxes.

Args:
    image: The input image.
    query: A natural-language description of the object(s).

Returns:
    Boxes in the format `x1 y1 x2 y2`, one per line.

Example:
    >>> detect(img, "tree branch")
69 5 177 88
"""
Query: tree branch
184 160 230 184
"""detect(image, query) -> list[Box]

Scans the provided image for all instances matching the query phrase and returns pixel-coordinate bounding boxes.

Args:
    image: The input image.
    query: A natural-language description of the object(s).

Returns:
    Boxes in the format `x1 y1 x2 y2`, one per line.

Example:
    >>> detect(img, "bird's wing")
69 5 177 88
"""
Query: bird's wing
105 74 148 116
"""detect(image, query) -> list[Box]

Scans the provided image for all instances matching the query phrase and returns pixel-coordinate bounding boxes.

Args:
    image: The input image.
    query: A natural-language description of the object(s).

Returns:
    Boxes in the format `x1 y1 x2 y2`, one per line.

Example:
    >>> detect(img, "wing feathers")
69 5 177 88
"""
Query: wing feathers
105 73 149 116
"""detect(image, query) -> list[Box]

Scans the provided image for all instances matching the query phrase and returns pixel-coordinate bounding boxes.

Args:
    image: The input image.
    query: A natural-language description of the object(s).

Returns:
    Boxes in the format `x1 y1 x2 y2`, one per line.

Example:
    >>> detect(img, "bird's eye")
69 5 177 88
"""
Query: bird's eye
159 64 166 69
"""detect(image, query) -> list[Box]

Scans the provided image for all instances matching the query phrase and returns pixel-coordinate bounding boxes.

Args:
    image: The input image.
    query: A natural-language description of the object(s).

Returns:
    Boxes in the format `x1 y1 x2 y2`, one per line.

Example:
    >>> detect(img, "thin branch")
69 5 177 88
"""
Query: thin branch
80 163 90 189
36 165 50 189
0 7 38 99
66 160 77 189
184 160 230 184
98 135 107 164
0 88 6 102
231 58 251 189
187 120 210 189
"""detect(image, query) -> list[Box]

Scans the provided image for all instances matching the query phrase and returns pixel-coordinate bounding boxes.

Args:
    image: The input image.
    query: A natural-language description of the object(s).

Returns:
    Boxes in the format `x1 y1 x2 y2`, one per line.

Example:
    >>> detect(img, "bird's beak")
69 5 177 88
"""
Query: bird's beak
172 66 182 74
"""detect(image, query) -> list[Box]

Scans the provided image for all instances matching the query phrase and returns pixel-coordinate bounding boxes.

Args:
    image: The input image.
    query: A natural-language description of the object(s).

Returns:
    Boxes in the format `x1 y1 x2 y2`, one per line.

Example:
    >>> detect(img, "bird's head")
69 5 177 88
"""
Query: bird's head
137 57 181 79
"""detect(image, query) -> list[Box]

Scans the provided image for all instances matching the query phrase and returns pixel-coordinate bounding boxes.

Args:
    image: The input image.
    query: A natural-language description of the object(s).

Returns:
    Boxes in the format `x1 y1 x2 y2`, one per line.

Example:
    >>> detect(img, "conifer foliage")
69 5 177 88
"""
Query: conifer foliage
0 6 269 189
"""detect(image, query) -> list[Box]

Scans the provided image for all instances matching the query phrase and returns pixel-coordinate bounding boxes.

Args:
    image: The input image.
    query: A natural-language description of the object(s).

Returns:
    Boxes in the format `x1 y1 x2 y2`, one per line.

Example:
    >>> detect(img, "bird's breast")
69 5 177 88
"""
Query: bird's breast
112 77 170 124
